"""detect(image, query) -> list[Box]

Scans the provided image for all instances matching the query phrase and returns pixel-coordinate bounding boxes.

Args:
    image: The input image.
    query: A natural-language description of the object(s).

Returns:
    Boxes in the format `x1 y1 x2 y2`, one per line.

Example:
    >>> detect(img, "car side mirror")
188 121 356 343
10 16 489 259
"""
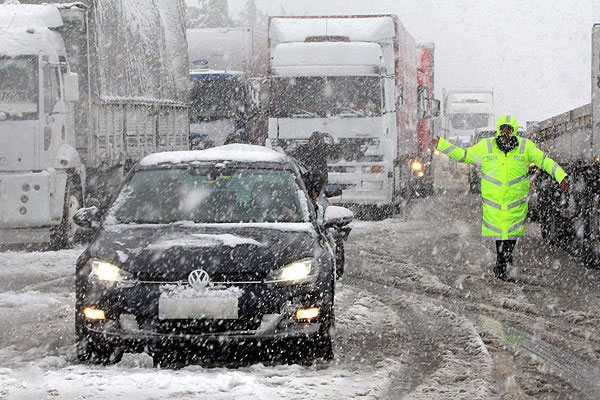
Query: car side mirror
324 206 353 228
324 184 342 198
73 206 100 229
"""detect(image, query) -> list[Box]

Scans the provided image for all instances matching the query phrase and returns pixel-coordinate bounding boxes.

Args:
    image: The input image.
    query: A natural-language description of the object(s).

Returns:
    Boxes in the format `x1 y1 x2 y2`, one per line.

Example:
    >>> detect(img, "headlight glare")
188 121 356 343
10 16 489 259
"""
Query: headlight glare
411 160 424 171
266 259 316 285
91 260 131 283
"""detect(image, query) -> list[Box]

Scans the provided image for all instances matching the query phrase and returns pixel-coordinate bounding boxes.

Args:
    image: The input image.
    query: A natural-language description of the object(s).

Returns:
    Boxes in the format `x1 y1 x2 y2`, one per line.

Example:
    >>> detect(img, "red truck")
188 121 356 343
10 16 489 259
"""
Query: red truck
415 43 440 196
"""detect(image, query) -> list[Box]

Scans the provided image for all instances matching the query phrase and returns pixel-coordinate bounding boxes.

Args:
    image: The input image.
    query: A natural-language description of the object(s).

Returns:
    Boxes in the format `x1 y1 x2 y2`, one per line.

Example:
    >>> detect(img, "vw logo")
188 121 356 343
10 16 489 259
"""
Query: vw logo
188 269 210 290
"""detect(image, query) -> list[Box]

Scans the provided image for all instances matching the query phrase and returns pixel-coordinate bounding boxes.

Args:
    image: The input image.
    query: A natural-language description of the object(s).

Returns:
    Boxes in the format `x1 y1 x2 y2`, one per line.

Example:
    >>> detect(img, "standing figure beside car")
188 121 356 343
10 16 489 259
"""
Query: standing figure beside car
292 131 330 205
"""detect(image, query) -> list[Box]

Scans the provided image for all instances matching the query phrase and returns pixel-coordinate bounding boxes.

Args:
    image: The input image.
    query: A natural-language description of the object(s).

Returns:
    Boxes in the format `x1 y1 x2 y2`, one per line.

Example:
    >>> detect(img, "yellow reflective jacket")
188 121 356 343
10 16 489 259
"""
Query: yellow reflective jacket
437 135 566 240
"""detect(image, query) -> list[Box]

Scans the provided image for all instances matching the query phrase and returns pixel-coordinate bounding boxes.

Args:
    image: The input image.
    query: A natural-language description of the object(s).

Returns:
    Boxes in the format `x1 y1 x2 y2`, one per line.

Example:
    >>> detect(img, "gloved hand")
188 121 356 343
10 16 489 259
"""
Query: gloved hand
561 177 569 192
430 136 440 149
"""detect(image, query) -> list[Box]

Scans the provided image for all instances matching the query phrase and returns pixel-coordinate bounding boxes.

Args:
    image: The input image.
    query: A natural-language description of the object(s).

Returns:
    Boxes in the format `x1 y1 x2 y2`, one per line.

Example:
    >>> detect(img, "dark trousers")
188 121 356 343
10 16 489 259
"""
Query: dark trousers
494 240 516 279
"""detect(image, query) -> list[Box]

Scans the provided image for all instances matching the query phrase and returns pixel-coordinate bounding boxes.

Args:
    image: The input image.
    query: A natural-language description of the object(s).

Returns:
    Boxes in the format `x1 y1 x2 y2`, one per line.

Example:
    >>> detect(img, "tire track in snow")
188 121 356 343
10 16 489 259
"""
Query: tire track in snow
345 251 600 399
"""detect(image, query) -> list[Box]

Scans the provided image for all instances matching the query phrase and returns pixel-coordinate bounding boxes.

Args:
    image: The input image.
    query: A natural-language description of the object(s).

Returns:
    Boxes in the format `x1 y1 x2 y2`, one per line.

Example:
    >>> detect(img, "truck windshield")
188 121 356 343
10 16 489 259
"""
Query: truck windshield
449 113 489 130
270 76 382 118
190 79 247 121
0 56 38 118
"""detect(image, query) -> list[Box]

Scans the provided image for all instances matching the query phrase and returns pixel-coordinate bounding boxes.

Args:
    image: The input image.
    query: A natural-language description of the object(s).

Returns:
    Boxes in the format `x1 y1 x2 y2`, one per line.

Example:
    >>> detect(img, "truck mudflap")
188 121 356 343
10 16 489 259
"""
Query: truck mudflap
0 170 66 231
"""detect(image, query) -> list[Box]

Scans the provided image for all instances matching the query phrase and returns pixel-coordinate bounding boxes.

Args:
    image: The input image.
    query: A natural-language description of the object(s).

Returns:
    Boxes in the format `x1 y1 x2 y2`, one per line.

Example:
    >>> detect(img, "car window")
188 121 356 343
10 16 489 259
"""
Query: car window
107 167 309 224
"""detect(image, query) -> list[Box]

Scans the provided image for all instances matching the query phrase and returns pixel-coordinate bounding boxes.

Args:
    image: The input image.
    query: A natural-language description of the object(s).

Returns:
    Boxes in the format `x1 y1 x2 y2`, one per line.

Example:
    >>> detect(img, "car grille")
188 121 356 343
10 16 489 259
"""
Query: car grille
142 317 263 335
135 271 264 285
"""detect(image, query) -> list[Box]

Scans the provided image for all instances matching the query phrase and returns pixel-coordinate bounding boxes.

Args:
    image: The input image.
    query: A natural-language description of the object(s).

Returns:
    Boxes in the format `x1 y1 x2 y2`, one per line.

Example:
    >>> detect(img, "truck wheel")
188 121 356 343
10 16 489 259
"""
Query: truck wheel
50 178 82 250
583 195 600 269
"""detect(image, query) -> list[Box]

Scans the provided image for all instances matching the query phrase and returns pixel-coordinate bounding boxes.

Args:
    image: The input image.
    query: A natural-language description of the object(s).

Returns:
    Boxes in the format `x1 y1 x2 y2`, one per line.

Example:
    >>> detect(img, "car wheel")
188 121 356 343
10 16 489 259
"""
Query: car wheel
318 307 335 360
317 280 335 360
76 334 123 365
335 234 345 279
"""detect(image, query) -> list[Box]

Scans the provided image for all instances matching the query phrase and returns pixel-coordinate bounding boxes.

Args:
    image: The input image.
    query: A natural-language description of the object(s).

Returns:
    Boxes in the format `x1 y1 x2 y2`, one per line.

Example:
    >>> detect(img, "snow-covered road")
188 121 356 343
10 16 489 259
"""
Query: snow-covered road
1 168 600 399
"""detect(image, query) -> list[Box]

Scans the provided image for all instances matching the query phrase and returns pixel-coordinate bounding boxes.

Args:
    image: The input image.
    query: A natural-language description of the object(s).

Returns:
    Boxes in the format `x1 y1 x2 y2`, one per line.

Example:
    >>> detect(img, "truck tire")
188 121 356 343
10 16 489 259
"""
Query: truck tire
583 194 600 269
50 177 83 250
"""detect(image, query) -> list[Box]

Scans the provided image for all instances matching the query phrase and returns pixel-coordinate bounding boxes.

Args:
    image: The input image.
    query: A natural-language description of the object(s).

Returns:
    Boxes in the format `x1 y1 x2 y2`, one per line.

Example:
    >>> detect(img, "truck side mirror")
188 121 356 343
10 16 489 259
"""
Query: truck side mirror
324 184 342 198
432 99 441 117
395 85 404 107
248 78 262 111
63 72 79 102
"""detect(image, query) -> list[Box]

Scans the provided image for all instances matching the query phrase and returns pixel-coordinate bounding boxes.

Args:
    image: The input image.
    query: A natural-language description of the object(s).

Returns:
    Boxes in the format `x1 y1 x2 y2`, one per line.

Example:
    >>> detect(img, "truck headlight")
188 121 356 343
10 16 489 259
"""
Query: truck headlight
410 160 424 172
91 260 133 283
266 258 316 285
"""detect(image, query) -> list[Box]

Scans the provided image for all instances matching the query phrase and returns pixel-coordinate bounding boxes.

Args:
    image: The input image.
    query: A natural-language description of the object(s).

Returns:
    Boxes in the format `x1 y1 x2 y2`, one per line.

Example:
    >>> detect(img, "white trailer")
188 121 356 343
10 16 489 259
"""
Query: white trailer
187 27 268 147
528 24 600 268
0 1 189 248
266 15 420 213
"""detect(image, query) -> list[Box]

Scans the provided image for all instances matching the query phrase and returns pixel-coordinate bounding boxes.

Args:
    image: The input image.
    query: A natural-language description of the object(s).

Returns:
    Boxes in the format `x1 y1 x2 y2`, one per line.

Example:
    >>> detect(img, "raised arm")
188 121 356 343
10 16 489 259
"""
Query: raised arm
435 136 478 164
526 140 567 186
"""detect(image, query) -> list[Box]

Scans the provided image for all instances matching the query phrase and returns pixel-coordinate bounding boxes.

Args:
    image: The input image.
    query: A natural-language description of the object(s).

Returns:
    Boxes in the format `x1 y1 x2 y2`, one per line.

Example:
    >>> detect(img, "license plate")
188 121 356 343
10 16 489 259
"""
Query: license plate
158 297 238 320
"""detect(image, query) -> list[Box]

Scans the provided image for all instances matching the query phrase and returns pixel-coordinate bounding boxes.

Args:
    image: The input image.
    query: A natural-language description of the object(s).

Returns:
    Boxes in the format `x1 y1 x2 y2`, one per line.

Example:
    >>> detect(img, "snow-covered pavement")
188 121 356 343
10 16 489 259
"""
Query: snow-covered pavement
1 169 600 399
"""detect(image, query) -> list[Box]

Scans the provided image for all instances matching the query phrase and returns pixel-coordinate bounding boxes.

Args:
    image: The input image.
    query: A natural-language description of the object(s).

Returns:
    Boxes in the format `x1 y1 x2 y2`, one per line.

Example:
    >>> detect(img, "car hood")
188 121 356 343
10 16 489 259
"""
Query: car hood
87 222 319 281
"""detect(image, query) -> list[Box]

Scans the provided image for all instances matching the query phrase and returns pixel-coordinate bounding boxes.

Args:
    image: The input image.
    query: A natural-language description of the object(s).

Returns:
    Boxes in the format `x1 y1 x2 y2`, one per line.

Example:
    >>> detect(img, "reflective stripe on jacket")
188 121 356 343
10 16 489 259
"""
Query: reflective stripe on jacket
437 136 567 240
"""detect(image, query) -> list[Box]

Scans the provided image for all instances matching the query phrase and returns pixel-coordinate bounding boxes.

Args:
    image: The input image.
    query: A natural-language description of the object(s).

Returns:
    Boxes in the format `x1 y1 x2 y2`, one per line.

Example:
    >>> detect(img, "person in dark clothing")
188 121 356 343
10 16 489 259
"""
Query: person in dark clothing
293 131 330 204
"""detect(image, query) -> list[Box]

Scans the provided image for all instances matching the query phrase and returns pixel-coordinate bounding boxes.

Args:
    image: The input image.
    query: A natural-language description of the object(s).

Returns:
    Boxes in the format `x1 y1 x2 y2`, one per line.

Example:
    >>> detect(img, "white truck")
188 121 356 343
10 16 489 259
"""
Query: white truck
0 1 189 248
442 87 495 146
266 15 421 214
528 24 600 268
187 27 268 148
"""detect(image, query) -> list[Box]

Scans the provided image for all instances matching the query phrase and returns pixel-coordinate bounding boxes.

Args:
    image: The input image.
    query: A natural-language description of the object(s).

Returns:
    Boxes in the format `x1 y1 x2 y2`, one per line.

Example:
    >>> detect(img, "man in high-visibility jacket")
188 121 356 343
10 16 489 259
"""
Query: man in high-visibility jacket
433 114 569 281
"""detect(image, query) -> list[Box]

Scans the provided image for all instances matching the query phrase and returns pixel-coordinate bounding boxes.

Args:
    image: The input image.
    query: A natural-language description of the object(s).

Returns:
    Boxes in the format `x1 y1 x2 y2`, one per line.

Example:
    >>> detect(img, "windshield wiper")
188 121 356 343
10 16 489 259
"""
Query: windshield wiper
289 108 319 118
329 107 365 117
0 108 23 118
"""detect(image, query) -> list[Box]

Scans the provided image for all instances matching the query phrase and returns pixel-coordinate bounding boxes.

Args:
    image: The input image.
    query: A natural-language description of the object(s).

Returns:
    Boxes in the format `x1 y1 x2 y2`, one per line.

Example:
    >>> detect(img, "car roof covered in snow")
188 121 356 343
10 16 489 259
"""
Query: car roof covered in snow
139 144 291 167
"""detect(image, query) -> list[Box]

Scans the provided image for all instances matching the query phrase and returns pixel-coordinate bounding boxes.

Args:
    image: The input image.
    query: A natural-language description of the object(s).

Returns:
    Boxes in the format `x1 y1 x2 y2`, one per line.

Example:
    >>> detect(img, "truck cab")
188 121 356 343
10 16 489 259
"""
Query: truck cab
0 4 80 245
443 88 494 147
267 16 418 211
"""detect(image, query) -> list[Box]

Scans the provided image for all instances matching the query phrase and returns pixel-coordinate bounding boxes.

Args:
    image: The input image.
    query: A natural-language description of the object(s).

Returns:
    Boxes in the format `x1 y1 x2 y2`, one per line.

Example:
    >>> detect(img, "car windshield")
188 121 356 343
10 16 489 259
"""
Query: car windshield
0 56 39 117
270 76 382 118
108 167 309 224
449 113 489 130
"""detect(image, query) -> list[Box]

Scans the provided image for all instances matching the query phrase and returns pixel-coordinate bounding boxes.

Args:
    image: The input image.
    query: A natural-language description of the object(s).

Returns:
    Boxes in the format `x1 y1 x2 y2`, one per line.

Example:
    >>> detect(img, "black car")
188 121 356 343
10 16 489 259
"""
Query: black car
73 144 353 365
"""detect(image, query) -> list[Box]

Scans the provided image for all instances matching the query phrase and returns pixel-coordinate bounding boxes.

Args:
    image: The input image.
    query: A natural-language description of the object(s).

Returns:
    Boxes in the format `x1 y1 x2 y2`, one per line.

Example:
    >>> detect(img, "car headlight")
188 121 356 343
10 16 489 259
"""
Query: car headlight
91 260 133 283
266 258 317 285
